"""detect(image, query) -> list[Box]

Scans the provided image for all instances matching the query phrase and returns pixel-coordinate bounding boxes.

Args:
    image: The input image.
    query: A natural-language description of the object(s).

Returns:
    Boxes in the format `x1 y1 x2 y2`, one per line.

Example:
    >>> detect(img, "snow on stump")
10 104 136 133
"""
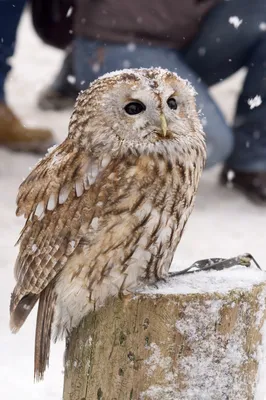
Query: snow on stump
63 267 266 400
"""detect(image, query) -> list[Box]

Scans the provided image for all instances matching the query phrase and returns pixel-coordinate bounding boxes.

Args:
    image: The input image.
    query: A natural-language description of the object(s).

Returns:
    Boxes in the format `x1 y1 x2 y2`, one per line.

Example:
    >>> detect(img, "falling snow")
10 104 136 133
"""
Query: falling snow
198 47 206 57
248 95 262 109
259 22 266 31
122 60 131 68
229 16 243 29
66 6 73 18
1 10 266 400
227 170 235 181
92 63 100 73
67 75 76 85
127 42 136 52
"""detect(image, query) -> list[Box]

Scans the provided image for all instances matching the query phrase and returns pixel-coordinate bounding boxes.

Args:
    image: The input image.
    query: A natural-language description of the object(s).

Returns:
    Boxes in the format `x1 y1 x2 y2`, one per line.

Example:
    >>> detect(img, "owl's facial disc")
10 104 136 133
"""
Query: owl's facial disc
123 94 177 141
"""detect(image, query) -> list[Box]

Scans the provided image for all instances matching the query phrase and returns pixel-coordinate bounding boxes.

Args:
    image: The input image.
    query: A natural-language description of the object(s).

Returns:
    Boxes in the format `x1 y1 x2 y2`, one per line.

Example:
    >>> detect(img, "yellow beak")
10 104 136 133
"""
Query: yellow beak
160 113 168 137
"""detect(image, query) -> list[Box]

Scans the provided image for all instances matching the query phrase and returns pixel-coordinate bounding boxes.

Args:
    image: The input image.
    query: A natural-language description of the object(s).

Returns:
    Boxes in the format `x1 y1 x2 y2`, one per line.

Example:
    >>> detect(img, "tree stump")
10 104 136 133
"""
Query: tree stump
63 267 266 400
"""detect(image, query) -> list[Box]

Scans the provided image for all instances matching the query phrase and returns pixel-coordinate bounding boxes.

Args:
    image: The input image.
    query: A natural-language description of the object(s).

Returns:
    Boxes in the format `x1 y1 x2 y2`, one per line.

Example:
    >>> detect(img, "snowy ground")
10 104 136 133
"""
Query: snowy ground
0 11 265 400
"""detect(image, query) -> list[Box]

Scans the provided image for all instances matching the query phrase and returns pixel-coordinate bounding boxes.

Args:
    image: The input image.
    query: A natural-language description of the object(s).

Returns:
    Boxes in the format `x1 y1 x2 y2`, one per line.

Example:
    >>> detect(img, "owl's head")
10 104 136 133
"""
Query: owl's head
69 68 205 157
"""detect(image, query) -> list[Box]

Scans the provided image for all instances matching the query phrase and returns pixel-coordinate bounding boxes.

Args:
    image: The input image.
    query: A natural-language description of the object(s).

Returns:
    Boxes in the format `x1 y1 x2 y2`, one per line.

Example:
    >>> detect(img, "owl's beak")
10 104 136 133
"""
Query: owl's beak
160 113 168 137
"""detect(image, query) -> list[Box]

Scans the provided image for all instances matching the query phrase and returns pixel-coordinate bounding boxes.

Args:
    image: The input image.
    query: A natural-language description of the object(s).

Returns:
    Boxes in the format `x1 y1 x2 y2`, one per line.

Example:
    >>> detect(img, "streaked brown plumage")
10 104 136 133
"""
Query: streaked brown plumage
9 68 206 380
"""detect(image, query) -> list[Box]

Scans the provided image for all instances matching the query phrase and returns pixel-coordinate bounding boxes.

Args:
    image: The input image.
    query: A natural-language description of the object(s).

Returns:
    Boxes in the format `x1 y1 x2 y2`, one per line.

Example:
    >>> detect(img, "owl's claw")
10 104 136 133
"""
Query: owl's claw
169 253 261 277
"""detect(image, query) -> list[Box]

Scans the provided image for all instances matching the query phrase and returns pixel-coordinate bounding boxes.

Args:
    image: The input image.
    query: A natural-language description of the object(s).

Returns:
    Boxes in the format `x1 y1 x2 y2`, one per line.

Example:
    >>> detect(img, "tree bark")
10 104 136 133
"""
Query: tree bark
63 275 266 400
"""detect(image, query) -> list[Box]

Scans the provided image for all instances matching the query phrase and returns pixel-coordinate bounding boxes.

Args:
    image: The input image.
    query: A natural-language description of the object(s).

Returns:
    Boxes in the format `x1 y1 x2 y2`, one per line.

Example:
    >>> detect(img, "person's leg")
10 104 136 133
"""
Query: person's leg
0 0 54 153
73 39 233 168
182 0 266 173
226 36 266 172
38 47 78 111
0 0 27 102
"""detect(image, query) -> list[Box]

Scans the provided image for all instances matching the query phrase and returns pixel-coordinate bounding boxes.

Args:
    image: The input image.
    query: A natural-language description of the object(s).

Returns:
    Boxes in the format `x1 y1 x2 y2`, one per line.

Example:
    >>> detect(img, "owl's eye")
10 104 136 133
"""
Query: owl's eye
124 101 146 115
167 97 178 110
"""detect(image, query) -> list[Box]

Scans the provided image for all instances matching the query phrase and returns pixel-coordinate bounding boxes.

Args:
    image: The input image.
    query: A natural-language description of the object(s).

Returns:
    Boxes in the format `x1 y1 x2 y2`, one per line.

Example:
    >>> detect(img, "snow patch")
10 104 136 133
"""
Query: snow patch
255 320 266 400
144 343 172 378
139 266 266 295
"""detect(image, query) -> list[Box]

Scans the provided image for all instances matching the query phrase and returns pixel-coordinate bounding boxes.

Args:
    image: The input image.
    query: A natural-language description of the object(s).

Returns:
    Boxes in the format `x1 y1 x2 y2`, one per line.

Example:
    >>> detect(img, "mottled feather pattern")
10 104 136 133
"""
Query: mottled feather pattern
10 68 206 379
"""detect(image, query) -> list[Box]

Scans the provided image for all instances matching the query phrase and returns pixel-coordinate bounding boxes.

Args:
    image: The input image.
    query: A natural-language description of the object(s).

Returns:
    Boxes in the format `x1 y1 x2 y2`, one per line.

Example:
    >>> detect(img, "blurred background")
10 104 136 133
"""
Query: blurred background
0 1 266 399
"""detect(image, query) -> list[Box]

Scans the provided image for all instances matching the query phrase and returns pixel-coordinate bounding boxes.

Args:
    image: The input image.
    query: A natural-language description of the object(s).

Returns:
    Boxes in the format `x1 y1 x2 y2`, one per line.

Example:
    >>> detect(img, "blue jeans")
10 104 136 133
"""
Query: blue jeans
73 0 266 172
0 0 27 102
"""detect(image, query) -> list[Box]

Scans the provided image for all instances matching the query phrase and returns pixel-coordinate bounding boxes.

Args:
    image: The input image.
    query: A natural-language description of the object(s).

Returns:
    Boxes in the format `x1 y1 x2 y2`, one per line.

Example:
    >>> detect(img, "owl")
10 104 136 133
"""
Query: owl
10 68 206 379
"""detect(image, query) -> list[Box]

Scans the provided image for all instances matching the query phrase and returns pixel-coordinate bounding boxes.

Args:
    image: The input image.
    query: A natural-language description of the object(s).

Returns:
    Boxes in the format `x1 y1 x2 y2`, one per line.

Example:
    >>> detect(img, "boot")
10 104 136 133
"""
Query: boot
0 103 54 154
38 85 78 111
220 167 266 204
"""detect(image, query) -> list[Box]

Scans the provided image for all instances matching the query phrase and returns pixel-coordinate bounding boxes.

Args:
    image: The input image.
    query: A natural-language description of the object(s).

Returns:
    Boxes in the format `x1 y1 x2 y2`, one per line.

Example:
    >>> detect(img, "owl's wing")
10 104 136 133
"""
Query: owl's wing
16 139 110 219
10 138 111 331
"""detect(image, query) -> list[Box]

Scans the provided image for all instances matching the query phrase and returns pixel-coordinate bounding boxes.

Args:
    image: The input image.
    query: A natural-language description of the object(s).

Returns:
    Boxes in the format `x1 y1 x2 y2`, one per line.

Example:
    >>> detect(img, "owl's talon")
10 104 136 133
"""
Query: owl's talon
170 253 261 277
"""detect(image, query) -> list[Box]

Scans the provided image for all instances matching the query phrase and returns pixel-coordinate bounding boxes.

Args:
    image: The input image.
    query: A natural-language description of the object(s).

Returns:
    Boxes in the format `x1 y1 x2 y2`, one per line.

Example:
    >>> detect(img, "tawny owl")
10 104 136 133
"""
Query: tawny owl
10 68 206 379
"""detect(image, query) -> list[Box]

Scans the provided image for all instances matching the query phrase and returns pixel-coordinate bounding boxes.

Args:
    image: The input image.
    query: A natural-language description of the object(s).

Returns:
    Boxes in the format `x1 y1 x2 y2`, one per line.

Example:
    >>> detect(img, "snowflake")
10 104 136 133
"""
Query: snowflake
247 95 262 109
122 60 131 68
66 6 73 18
229 16 243 29
227 170 235 181
127 43 136 52
92 63 100 73
67 75 76 85
259 22 266 31
201 117 207 127
46 144 58 155
198 47 206 57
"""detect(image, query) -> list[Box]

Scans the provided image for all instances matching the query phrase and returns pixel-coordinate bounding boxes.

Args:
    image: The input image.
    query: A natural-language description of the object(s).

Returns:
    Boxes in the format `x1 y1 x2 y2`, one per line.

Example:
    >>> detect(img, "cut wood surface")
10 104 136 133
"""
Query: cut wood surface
63 267 266 400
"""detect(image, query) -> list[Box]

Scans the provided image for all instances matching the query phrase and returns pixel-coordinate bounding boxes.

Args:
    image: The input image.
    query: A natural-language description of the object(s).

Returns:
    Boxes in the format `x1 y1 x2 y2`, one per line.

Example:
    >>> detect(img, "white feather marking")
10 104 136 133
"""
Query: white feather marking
134 202 153 219
87 173 96 185
91 217 99 230
31 244 38 253
86 163 100 185
132 247 151 262
91 165 99 179
101 155 111 168
47 193 57 211
59 186 71 204
75 180 84 197
35 201 45 219
83 175 90 190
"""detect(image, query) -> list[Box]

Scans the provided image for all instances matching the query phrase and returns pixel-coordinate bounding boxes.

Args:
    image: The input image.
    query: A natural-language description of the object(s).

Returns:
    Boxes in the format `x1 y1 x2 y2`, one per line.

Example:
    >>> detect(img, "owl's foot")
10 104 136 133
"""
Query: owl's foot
169 253 261 277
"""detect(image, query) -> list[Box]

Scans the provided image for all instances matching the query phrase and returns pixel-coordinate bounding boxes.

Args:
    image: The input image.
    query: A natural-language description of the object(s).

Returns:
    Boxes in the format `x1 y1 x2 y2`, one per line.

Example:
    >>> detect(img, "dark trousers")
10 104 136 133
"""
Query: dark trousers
74 0 266 171
0 0 27 102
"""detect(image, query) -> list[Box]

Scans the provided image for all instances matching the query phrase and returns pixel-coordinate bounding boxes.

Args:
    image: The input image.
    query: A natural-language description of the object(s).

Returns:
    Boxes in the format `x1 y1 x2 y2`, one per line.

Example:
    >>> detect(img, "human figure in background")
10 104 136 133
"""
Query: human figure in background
0 0 54 153
70 0 266 204
37 47 78 111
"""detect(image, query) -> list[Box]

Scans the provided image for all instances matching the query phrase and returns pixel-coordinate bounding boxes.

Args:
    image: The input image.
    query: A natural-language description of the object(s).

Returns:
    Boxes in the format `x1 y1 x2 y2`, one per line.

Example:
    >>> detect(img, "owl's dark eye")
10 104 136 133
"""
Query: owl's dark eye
167 97 178 110
124 101 146 115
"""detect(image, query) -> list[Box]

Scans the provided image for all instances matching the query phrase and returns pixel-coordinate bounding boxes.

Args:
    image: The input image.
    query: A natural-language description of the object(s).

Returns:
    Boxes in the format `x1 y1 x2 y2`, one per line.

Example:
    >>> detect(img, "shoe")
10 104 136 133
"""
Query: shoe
38 86 77 111
220 167 266 204
0 103 55 154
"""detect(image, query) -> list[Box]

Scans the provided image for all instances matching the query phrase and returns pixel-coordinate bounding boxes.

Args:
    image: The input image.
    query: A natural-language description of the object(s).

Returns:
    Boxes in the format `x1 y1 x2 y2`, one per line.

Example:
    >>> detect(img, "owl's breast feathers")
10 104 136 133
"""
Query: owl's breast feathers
10 136 204 379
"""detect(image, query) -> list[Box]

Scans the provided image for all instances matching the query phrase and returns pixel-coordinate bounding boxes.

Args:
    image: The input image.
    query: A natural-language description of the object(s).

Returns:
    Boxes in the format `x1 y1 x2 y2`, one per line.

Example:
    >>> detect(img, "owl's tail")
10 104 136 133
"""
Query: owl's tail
10 291 39 333
34 282 57 381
